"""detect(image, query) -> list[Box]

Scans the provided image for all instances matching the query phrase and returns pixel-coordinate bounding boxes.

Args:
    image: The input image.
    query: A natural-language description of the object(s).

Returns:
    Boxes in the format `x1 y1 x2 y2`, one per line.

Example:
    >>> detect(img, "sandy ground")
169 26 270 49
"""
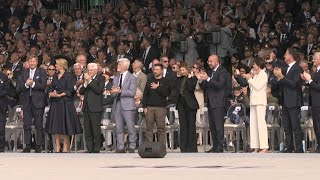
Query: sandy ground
0 152 320 180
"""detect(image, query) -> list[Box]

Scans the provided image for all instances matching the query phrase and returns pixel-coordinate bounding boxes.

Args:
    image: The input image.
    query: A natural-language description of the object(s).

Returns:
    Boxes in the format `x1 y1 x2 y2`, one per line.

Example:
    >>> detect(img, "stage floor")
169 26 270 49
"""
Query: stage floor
0 153 319 180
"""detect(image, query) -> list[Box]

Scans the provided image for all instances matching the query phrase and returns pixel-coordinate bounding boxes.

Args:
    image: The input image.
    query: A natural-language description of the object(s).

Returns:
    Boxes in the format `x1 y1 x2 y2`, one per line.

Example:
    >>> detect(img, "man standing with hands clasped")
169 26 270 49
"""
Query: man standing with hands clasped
111 58 137 153
79 63 105 153
274 48 304 153
17 55 47 153
301 52 320 153
197 55 231 153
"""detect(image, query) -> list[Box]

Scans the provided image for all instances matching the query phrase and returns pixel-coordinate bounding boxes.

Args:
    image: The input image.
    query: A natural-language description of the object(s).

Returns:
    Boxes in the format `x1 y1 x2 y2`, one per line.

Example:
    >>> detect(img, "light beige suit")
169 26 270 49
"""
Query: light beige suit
194 81 204 144
247 70 269 149
134 71 147 105
135 71 147 94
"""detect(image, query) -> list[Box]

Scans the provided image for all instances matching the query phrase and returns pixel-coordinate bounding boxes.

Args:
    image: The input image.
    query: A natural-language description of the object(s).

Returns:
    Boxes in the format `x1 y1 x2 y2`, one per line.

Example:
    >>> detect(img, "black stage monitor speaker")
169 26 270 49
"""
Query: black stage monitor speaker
138 142 167 158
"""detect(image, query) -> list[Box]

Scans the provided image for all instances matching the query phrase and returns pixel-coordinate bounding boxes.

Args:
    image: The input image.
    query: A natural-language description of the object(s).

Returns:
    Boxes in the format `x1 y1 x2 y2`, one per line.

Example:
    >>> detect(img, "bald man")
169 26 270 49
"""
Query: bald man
198 55 231 153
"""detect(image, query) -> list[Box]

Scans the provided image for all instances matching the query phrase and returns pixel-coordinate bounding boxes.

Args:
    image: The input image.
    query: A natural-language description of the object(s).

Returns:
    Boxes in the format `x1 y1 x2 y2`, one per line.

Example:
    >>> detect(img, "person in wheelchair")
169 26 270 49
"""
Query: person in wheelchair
227 86 249 124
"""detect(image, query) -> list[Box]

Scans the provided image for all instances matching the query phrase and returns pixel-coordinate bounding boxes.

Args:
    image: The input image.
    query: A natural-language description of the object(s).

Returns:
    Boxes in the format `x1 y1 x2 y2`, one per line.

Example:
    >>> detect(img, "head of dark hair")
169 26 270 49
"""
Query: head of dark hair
253 58 265 69
287 47 300 61
153 63 163 69
143 36 152 44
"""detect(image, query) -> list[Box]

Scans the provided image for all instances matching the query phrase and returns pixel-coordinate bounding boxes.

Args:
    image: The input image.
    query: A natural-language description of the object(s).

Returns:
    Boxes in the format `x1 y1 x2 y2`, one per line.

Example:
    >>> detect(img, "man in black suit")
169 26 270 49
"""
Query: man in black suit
52 13 67 30
87 45 98 64
301 52 320 153
5 52 23 81
0 71 10 152
274 48 304 153
79 63 105 153
198 55 231 153
16 55 47 153
141 36 160 73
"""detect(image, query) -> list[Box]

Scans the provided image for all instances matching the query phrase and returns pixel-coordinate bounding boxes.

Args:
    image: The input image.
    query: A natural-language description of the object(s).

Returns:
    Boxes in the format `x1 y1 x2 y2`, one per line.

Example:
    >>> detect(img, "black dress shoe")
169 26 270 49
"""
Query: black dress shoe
0 149 4 153
35 146 43 153
294 148 304 153
205 147 216 153
86 150 93 153
280 148 293 153
92 150 100 153
22 147 31 153
127 148 135 153
213 148 224 153
115 149 126 153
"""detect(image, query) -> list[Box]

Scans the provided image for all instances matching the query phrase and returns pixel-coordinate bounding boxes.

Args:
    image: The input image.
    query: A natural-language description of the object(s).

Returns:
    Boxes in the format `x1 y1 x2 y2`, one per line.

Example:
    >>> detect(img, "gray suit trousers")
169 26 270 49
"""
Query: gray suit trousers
114 101 137 150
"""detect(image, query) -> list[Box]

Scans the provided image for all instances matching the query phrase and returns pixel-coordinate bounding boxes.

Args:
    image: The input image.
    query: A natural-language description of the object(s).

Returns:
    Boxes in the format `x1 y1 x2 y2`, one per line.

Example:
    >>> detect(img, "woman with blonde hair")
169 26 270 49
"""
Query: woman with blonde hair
45 58 82 153
176 62 199 152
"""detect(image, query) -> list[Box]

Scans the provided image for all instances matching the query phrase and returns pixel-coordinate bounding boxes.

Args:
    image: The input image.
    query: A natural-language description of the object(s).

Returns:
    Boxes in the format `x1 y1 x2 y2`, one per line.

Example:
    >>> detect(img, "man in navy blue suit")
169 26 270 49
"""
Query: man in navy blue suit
0 71 10 152
17 55 47 153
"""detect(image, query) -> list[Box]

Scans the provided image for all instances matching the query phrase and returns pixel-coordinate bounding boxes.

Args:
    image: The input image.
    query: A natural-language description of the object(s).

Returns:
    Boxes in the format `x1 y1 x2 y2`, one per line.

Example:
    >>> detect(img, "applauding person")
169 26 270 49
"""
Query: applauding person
242 58 268 153
45 58 82 153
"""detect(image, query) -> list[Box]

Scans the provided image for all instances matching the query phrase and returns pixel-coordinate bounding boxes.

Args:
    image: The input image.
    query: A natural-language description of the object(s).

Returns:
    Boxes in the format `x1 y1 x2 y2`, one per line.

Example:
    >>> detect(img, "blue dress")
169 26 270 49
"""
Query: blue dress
45 72 83 135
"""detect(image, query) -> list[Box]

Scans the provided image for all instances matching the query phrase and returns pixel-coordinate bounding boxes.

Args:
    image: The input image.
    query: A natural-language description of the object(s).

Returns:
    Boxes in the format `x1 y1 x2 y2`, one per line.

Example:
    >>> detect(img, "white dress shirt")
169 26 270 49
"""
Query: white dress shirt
286 61 296 74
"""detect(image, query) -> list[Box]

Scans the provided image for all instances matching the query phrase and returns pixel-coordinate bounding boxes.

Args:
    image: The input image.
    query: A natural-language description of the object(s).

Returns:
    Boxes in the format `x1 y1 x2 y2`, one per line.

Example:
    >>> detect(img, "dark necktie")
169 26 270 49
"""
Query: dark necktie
12 64 17 71
77 77 81 81
29 70 34 96
117 74 123 101
211 70 216 78
142 50 146 61
119 74 123 89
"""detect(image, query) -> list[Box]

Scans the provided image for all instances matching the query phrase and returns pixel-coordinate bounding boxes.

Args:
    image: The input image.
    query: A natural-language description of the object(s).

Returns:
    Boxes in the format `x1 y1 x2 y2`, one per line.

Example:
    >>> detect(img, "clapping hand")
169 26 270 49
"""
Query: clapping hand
26 78 34 86
151 81 160 89
49 90 58 97
84 73 91 83
301 71 312 81
273 67 284 79
76 80 84 87
242 73 253 80
111 86 121 94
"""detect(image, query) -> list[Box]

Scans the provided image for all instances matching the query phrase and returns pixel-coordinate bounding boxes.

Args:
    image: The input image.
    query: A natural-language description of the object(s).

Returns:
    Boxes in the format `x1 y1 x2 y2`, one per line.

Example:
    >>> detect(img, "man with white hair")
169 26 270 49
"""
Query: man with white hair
111 58 137 153
301 52 320 153
79 63 105 153
76 54 87 68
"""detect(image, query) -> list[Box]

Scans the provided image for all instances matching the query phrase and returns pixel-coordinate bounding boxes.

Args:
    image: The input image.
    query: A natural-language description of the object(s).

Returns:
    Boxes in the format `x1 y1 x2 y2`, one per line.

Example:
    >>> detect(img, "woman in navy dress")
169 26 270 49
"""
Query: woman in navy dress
45 58 82 153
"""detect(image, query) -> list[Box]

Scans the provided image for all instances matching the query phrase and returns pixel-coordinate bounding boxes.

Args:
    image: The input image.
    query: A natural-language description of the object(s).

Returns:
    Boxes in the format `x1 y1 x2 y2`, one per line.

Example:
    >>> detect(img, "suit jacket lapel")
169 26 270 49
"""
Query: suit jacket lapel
122 73 130 88
212 66 221 78
33 68 39 80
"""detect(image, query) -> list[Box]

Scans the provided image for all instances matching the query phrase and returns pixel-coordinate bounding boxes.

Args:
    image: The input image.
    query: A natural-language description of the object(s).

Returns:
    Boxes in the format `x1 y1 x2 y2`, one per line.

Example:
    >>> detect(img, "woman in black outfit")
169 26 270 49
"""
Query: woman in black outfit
176 62 199 152
45 58 82 153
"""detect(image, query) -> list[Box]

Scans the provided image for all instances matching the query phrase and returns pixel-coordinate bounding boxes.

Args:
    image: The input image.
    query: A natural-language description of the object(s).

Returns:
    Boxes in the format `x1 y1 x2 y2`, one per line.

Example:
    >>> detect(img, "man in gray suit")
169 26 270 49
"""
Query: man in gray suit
111 58 137 153
132 58 147 105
